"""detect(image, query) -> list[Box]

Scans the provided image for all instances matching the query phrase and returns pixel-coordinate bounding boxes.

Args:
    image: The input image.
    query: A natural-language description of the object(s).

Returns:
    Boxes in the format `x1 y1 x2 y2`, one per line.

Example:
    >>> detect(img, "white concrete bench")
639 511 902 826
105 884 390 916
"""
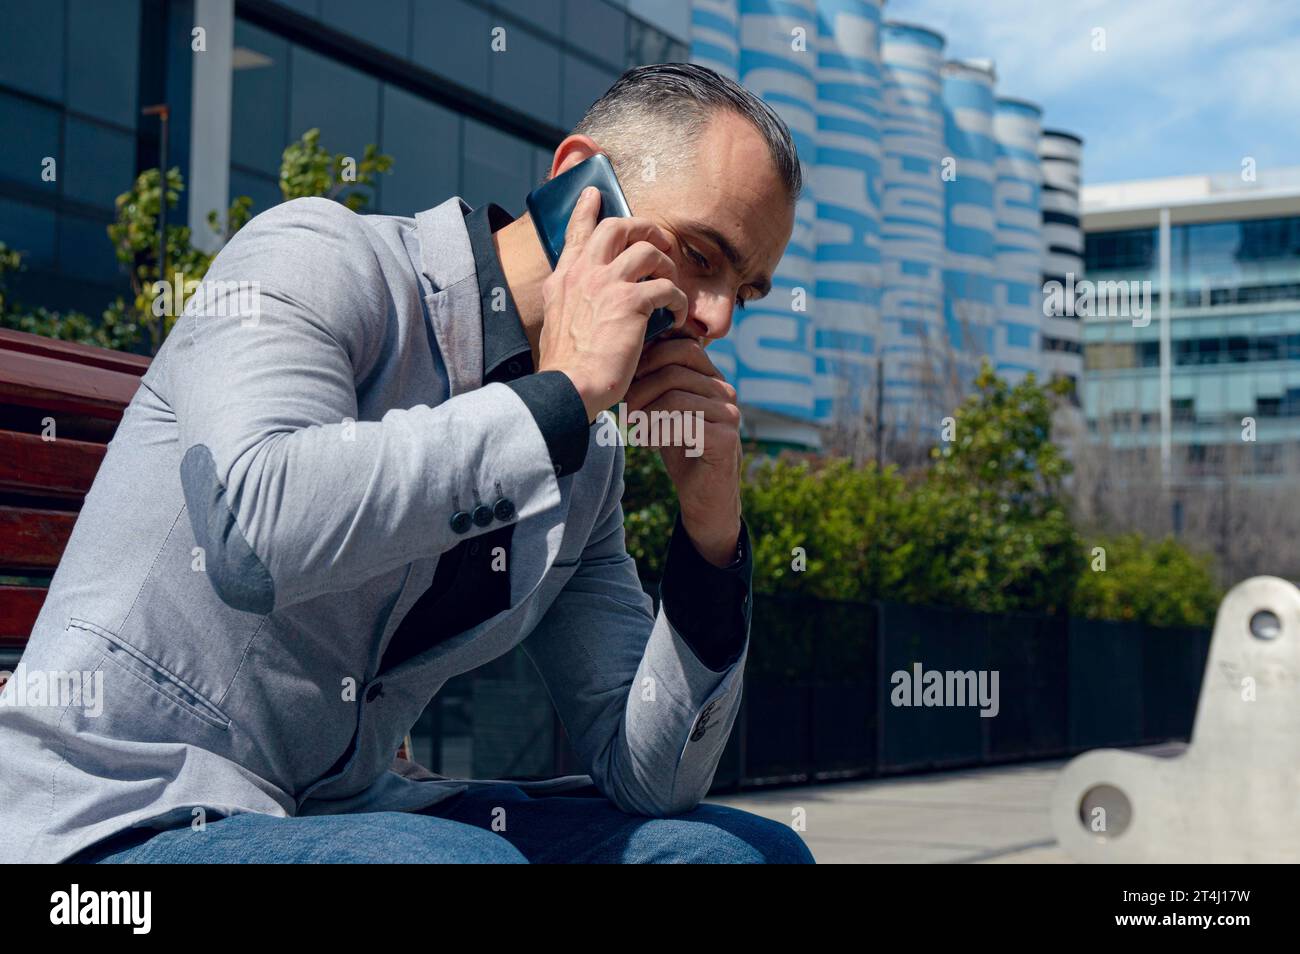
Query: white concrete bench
1051 576 1299 862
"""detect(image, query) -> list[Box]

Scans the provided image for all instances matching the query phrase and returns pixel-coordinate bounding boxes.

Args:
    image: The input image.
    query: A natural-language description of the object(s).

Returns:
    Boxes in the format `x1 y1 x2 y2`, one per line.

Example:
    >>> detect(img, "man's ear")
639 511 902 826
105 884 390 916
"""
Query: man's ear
548 135 603 179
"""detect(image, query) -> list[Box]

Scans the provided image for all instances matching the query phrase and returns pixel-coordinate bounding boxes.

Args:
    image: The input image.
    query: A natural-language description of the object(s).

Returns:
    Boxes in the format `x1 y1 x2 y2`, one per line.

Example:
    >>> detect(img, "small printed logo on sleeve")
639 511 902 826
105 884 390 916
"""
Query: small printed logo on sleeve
690 700 720 742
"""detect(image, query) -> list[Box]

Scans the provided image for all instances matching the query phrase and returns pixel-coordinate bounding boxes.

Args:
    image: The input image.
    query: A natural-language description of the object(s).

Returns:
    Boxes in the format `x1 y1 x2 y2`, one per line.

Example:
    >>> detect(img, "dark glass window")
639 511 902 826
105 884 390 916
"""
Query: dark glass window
507 0 563 38
379 85 460 215
412 0 491 95
562 53 618 128
1189 337 1222 365
66 0 141 128
1237 217 1300 262
1084 228 1156 272
0 197 57 268
277 0 320 16
0 93 60 187
58 212 122 286
288 48 380 202
1254 334 1281 362
488 20 562 124
0 0 65 100
64 117 136 209
461 119 535 215
231 21 290 178
319 0 410 58
564 0 627 71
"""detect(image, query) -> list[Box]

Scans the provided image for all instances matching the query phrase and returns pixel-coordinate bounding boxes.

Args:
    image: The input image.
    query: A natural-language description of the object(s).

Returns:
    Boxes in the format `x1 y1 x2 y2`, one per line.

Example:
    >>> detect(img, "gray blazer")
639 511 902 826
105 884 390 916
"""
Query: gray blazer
0 196 749 864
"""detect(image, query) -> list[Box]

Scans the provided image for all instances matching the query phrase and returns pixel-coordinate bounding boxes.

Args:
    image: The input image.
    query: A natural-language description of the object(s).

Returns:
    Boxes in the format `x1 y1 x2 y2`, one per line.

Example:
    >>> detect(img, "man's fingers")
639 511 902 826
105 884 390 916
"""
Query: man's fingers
585 216 674 265
634 336 722 381
646 388 742 427
627 278 688 335
626 363 735 412
610 241 678 285
559 186 602 265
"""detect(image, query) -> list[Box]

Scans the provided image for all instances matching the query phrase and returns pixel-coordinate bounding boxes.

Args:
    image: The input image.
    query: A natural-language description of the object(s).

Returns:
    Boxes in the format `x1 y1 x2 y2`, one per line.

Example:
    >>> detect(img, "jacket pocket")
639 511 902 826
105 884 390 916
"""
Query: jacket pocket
68 618 232 730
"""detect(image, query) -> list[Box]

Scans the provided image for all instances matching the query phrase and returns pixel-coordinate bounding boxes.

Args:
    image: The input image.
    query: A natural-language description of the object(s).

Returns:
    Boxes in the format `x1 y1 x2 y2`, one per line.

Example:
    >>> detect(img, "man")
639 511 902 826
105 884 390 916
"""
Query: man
0 64 811 864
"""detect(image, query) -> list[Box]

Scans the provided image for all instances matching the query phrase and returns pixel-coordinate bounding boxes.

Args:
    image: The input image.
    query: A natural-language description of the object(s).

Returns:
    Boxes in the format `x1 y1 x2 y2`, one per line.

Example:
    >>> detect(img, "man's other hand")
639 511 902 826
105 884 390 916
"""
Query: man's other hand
626 336 742 567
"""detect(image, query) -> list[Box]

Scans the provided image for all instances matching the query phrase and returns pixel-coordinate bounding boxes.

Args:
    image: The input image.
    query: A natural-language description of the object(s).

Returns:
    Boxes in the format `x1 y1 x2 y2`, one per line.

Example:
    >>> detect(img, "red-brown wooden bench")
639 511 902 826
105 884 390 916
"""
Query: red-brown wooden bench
0 328 147 673
0 328 414 758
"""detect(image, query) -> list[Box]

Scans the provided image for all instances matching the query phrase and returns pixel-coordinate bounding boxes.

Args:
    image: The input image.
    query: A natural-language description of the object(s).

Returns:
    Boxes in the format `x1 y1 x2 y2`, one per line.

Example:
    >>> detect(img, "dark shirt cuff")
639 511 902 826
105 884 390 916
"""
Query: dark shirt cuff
659 512 751 672
505 370 589 477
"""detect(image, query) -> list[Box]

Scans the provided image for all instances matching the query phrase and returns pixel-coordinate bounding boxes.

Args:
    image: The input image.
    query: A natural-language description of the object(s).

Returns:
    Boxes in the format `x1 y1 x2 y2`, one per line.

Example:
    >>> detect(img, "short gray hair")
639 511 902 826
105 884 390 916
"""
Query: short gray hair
571 62 802 202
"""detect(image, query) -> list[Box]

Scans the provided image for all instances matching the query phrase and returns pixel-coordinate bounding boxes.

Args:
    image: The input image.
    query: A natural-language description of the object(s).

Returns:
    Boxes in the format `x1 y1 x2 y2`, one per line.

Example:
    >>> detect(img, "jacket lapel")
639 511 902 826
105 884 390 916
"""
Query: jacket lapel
415 197 483 398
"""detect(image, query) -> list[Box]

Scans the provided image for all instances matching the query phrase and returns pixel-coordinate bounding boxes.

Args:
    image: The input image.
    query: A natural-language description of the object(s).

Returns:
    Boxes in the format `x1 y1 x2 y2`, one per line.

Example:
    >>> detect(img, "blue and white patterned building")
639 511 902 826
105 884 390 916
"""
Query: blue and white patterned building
810 0 882 426
690 1 1084 447
940 59 997 392
992 97 1044 384
879 21 946 428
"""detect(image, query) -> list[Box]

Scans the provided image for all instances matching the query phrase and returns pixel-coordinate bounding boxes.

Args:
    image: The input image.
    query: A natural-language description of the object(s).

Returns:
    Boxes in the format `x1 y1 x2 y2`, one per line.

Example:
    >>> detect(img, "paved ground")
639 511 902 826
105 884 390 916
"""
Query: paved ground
706 745 1185 863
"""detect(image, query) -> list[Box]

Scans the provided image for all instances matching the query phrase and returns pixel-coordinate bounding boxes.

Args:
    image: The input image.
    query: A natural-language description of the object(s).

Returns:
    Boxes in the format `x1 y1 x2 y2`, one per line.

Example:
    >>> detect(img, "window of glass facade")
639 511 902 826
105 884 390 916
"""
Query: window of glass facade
1086 216 1300 308
231 21 290 181
0 0 146 317
0 0 688 317
226 2 686 225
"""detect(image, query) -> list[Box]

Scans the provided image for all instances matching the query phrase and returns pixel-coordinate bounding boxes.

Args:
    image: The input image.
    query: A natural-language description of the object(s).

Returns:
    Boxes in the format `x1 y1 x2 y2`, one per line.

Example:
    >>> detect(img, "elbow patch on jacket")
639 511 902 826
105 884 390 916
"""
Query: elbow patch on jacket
180 444 276 614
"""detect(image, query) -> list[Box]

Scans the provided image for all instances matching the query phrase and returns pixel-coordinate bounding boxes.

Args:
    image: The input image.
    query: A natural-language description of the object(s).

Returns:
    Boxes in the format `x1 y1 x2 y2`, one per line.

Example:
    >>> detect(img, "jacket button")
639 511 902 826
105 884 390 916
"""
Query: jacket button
493 496 516 522
450 511 472 534
472 504 494 527
366 682 384 702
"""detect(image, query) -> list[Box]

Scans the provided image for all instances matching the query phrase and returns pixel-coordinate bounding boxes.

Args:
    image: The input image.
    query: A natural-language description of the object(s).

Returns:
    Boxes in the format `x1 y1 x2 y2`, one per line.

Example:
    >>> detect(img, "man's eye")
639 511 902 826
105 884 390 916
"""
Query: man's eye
685 247 710 269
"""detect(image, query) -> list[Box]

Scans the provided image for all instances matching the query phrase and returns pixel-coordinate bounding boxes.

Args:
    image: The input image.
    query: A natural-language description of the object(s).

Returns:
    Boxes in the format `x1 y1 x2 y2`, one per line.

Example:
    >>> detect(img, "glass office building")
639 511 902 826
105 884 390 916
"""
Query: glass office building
0 0 152 315
1082 168 1300 481
0 0 689 317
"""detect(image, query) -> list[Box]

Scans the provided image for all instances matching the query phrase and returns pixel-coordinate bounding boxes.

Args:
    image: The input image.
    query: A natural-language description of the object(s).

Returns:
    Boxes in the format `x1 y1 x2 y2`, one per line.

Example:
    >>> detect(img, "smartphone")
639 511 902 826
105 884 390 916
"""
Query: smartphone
525 153 676 343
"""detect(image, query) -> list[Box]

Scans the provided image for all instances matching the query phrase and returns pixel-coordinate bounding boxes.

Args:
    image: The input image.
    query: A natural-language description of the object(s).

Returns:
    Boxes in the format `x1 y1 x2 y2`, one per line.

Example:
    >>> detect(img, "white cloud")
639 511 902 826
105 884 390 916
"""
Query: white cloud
887 0 1300 180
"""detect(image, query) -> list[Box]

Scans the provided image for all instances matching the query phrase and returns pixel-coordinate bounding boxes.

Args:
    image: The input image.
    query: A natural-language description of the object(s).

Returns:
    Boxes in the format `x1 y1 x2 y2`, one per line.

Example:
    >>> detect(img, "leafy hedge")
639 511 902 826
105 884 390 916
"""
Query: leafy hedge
1069 533 1220 628
623 366 1221 629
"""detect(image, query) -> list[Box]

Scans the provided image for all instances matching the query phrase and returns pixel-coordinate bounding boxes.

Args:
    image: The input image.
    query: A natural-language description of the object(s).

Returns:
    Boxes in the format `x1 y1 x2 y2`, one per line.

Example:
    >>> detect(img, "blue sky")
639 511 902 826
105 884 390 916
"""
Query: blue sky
886 0 1300 184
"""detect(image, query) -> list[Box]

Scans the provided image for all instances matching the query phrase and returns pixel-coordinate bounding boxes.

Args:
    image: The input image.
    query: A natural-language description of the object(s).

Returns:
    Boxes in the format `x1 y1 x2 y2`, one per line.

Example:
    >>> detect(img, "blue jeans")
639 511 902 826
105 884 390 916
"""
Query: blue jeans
76 783 815 864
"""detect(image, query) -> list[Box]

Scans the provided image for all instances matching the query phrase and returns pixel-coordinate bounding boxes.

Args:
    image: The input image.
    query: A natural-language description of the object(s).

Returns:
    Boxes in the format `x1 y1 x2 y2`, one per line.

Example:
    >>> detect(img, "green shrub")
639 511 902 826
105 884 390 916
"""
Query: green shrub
1071 533 1220 628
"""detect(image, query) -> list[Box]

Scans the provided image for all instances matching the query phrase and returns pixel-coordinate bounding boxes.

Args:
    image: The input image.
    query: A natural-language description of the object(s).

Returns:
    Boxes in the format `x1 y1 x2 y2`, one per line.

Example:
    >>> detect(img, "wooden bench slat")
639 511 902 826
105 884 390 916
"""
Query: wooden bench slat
0 430 107 499
0 506 76 571
0 586 47 647
0 347 143 421
0 328 150 376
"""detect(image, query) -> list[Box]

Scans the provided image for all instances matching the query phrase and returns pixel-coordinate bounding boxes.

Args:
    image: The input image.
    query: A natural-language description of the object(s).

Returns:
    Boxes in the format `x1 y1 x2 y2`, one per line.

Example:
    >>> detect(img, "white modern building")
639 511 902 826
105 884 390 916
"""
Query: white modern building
1082 166 1300 483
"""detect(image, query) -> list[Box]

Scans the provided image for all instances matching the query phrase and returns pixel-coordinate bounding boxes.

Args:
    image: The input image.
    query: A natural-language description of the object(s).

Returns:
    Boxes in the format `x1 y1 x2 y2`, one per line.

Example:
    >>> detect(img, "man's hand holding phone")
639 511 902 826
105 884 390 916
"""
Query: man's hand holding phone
536 184 743 568
537 186 688 423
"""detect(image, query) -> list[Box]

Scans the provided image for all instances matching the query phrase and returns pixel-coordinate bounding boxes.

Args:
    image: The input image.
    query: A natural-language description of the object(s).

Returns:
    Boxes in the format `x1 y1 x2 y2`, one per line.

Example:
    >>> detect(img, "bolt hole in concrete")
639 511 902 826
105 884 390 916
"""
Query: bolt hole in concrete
1078 784 1132 839
1249 609 1282 640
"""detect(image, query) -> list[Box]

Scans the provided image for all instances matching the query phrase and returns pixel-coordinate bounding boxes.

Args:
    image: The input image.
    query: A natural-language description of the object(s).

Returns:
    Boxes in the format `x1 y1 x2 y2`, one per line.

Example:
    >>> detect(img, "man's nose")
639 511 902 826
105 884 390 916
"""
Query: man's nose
685 291 736 342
